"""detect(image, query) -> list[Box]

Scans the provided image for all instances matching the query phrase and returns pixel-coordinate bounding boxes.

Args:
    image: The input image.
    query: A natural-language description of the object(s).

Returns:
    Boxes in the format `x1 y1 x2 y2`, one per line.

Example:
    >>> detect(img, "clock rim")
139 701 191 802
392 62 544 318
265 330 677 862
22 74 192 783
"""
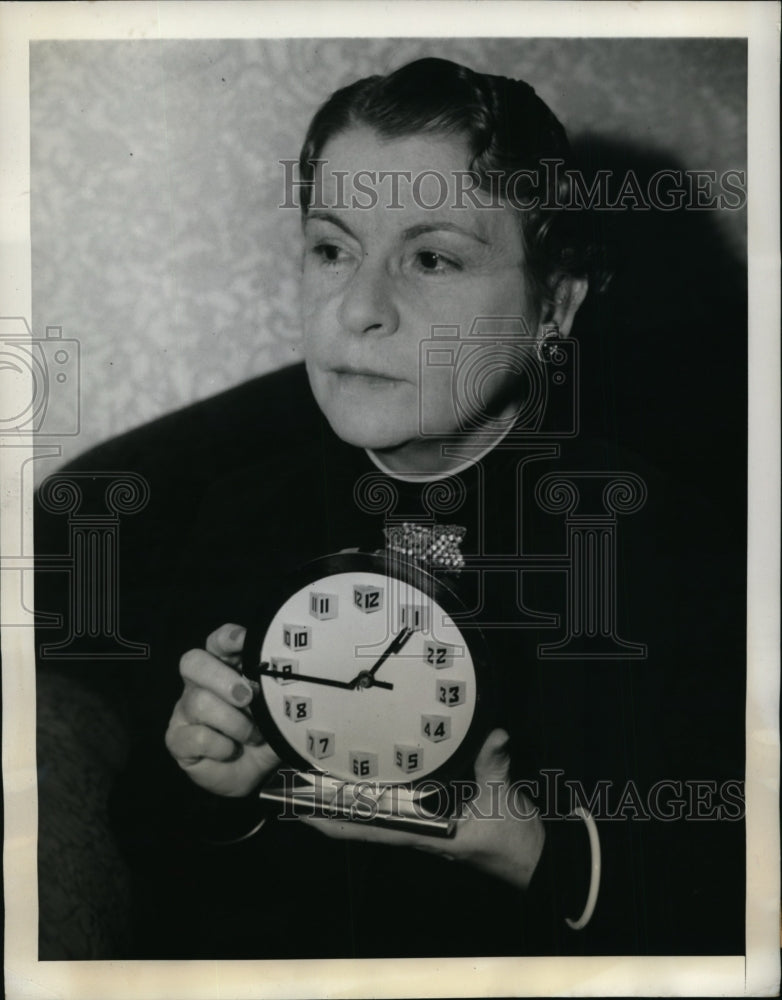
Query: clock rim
242 550 495 791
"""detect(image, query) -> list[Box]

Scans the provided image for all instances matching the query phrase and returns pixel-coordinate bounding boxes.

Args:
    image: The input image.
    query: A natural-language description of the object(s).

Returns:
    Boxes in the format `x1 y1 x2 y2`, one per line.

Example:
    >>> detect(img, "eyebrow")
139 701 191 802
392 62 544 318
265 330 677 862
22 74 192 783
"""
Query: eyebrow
402 221 489 245
305 211 489 245
305 211 355 238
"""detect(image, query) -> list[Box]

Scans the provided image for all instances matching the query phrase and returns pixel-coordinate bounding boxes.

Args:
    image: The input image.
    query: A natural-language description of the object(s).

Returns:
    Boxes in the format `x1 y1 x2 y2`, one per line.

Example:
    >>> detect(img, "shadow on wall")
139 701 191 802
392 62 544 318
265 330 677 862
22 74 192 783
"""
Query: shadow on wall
570 136 746 505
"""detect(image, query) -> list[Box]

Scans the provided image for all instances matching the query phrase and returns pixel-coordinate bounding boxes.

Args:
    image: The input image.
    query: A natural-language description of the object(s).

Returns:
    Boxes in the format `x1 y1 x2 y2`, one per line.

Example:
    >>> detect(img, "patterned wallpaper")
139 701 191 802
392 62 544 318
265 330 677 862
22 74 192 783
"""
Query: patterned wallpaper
30 38 746 475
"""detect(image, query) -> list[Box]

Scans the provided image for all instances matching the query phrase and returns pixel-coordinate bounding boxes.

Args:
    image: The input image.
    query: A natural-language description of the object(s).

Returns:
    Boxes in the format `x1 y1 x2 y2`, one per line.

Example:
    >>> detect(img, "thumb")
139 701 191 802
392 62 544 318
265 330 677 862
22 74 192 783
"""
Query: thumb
473 728 511 786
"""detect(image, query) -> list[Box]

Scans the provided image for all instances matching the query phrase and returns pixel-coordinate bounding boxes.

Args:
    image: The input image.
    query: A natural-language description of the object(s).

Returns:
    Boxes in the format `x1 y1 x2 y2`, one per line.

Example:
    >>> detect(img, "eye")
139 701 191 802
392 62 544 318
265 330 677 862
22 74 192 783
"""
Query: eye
415 250 460 274
310 241 351 266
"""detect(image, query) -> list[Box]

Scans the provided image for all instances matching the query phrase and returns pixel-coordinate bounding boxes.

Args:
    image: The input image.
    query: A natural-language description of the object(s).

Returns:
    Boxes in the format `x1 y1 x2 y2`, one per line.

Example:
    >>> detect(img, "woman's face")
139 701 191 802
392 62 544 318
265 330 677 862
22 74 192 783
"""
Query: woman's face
301 126 540 472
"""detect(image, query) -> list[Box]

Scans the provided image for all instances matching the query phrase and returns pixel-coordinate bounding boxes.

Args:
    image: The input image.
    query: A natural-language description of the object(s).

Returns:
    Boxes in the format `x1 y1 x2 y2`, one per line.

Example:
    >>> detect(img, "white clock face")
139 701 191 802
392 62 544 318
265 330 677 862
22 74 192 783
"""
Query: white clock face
257 570 477 785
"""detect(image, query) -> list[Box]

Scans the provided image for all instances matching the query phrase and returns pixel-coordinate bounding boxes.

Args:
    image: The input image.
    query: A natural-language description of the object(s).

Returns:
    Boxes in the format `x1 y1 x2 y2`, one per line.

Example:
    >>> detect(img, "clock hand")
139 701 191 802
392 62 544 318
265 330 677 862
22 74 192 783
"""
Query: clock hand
259 662 394 691
371 626 415 675
350 627 415 688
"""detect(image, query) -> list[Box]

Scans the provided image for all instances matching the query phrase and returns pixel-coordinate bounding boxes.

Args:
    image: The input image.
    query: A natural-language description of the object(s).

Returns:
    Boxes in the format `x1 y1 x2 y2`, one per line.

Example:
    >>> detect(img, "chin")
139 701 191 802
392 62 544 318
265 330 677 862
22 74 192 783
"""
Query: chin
310 374 417 451
325 410 411 451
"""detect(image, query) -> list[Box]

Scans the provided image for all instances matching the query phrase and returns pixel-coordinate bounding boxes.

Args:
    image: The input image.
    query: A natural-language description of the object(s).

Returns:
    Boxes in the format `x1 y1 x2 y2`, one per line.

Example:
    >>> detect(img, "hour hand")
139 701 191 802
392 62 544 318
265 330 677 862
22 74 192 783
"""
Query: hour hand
349 627 414 689
368 627 414 678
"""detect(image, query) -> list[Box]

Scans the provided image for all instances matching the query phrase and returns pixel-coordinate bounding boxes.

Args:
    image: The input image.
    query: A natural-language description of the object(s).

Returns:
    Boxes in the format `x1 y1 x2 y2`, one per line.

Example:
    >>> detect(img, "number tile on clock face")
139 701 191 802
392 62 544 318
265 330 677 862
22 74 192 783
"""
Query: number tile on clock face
271 656 299 684
394 744 423 774
306 729 335 759
282 623 311 650
283 694 312 722
421 715 451 742
423 640 455 669
436 680 466 707
400 603 430 632
349 751 378 779
353 583 384 613
309 592 337 620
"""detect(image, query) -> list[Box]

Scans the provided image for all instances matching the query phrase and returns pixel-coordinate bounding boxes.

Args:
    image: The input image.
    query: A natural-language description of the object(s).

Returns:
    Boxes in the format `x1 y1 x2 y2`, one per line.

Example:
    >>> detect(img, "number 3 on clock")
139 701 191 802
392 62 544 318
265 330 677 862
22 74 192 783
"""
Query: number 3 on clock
436 680 466 706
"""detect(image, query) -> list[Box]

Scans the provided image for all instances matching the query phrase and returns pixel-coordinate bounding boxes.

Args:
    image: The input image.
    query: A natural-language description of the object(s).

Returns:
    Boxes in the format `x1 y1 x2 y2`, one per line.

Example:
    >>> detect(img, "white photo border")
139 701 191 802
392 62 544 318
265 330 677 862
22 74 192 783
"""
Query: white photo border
1 2 779 997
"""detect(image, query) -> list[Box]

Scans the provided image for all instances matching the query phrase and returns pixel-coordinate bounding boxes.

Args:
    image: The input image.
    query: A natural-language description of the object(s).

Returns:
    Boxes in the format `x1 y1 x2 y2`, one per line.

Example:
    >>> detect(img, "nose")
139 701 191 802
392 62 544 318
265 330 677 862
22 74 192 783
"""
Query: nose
337 255 399 337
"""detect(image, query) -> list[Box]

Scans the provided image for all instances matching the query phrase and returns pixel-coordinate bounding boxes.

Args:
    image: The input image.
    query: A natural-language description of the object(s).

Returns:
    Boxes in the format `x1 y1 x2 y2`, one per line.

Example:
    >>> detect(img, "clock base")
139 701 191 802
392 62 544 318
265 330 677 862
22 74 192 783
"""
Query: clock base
259 770 458 837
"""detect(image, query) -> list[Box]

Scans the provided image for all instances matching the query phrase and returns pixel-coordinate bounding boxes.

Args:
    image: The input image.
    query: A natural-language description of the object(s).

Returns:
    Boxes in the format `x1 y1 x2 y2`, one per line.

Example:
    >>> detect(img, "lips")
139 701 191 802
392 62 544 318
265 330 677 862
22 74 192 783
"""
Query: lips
332 366 404 382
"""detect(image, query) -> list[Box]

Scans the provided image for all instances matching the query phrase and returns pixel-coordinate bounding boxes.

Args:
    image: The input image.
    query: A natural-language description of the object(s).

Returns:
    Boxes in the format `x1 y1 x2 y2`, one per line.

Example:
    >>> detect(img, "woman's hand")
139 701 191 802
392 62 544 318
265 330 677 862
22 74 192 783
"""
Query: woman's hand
301 728 546 891
165 624 281 798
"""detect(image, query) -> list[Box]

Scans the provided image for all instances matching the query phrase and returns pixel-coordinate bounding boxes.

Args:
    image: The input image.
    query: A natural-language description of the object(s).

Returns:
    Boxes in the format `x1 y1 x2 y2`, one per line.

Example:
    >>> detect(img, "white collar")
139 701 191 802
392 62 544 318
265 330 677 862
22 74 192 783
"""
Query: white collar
365 419 516 483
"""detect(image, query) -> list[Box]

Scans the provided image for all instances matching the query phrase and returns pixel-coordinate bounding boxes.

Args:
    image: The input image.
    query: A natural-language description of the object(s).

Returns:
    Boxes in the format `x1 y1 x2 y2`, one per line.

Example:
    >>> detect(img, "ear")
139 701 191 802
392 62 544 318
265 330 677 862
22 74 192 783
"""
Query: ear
539 275 588 339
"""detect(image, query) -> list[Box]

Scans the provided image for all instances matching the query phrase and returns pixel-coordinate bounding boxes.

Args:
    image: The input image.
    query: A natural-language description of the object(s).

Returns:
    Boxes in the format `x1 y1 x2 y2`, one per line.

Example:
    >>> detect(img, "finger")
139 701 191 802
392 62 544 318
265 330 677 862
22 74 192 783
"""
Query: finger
473 728 511 785
166 723 239 765
205 623 246 664
179 647 255 709
175 744 280 799
179 687 264 745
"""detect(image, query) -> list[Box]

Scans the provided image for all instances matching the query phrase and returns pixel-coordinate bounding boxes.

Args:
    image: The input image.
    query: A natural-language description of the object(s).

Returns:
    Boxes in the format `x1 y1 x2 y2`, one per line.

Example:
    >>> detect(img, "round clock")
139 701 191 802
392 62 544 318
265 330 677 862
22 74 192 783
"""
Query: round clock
242 551 494 833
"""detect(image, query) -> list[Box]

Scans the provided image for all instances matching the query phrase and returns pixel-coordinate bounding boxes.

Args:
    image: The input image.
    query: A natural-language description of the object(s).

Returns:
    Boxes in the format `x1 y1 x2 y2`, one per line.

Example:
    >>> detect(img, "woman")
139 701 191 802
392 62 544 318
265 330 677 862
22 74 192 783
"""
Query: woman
150 57 639 959
164 57 593 923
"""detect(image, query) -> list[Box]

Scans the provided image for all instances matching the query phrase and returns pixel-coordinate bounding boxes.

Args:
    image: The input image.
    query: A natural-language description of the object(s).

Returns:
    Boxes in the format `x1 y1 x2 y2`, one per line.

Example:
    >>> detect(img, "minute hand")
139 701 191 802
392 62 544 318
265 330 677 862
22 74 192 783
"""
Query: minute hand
260 663 393 691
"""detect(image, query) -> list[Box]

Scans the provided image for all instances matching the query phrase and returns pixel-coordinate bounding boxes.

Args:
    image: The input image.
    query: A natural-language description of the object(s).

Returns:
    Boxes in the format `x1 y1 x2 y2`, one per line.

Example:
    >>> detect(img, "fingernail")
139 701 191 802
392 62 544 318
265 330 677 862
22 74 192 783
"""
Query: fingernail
247 727 265 747
229 626 245 641
232 683 252 706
